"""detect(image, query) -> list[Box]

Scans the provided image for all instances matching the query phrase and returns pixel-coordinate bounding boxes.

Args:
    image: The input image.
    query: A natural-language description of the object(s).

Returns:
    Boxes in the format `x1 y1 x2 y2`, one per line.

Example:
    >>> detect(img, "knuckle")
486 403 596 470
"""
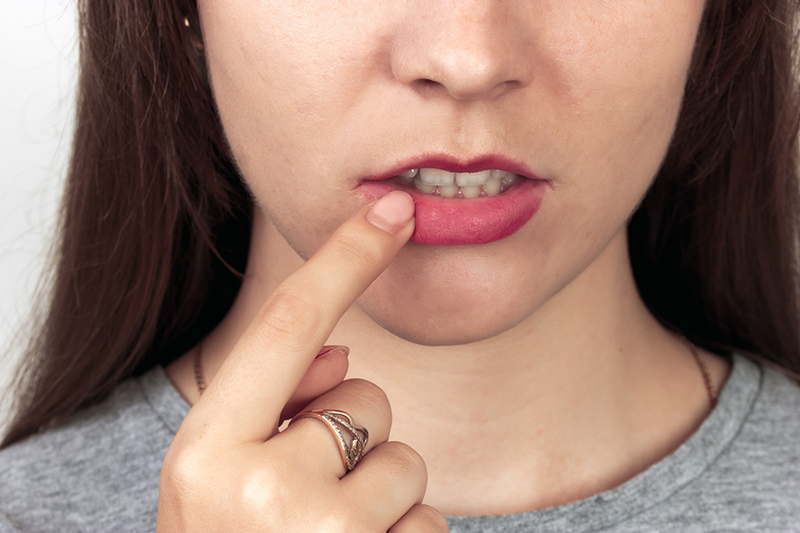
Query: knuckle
236 466 287 513
375 441 428 482
311 512 352 533
390 505 450 533
161 444 208 493
237 465 348 532
414 504 450 533
256 288 325 348
411 504 451 533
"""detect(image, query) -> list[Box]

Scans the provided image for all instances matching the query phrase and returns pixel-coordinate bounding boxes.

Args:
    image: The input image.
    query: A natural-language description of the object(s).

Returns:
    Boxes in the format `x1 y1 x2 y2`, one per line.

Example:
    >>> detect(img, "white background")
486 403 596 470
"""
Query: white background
0 1 78 425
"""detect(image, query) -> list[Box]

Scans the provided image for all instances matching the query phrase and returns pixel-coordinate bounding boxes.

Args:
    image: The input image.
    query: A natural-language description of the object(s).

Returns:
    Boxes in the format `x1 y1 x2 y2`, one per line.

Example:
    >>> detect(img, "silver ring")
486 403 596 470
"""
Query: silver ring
291 409 369 471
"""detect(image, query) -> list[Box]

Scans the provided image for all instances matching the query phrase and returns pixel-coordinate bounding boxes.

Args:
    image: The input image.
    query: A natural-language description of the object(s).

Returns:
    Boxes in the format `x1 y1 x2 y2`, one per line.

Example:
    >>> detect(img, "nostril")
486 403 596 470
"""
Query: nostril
390 7 536 102
416 78 440 88
409 78 446 96
404 61 530 101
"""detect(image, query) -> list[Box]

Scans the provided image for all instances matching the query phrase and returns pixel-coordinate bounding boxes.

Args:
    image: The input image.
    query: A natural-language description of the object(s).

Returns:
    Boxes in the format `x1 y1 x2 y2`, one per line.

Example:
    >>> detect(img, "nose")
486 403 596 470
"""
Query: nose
390 1 535 101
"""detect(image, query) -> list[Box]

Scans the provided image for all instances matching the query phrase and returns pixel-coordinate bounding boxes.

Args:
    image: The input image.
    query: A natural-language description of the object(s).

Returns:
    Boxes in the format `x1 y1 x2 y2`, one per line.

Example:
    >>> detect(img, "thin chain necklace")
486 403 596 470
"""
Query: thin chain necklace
193 341 206 396
192 338 717 407
683 338 718 408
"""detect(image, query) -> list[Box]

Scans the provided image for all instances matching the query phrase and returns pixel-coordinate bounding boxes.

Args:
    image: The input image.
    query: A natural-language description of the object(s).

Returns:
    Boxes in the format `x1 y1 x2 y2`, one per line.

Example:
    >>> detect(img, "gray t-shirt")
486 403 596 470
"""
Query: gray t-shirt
1 355 799 532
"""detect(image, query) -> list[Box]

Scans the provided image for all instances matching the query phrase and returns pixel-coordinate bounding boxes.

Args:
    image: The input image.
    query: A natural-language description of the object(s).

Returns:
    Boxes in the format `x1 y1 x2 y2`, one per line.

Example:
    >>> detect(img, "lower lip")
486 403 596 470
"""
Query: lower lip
358 178 547 245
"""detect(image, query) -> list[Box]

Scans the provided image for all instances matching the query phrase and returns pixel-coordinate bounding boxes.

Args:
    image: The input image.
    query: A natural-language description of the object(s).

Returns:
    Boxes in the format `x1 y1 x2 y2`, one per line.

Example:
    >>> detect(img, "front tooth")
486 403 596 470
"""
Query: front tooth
483 178 501 195
413 177 435 194
461 185 481 198
455 170 491 187
418 168 455 186
438 184 459 198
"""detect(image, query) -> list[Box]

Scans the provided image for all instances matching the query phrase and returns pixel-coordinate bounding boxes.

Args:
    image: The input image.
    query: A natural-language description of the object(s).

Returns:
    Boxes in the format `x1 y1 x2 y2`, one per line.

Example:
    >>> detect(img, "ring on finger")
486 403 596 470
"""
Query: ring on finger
290 409 369 471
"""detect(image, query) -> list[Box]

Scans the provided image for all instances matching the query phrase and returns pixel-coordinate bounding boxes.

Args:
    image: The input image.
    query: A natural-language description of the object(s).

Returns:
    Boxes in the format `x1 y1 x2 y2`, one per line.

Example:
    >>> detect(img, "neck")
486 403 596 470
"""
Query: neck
329 237 711 514
169 208 729 516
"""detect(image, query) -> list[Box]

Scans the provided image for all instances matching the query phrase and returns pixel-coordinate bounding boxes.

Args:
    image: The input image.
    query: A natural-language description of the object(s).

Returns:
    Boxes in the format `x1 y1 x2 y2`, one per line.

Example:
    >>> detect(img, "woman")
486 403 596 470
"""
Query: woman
1 0 799 531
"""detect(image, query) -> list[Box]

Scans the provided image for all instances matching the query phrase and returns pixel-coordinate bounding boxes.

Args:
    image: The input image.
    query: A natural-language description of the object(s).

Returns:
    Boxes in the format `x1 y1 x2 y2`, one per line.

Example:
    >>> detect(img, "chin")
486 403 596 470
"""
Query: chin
355 279 535 347
348 239 550 346
374 315 522 346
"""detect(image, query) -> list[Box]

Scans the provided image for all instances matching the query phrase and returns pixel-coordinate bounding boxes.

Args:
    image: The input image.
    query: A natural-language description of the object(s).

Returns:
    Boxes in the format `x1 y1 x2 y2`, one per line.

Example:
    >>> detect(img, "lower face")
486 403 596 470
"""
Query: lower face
198 1 706 345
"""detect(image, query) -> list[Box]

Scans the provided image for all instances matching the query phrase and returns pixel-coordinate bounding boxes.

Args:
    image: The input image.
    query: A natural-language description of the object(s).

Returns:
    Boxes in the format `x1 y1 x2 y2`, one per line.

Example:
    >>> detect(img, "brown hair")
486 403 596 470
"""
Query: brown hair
2 0 799 446
629 0 800 369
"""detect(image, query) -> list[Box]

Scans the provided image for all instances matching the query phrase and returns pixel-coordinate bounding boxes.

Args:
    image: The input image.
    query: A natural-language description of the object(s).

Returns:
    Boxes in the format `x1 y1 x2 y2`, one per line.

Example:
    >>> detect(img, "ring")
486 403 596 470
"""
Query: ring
290 409 369 471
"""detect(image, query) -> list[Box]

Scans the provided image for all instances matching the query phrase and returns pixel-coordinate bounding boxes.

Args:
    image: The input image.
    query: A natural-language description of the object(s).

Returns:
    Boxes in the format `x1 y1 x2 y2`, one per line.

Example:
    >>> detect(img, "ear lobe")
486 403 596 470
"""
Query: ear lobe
183 16 208 82
184 16 205 52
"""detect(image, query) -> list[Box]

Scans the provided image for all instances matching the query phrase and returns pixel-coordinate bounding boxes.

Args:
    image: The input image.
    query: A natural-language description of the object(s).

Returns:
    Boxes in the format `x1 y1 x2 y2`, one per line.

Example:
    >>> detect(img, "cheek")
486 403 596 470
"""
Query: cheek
538 2 703 217
194 0 706 345
200 1 387 166
199 1 393 258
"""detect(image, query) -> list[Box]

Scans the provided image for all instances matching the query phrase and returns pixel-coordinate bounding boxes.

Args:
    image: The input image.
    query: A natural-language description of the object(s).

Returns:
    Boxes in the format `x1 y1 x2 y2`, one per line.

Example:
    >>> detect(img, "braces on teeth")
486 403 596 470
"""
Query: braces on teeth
399 168 519 198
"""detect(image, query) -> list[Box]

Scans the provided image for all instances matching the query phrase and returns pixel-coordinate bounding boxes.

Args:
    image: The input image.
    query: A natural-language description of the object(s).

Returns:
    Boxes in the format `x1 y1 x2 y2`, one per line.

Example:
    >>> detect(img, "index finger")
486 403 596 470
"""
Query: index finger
189 190 415 444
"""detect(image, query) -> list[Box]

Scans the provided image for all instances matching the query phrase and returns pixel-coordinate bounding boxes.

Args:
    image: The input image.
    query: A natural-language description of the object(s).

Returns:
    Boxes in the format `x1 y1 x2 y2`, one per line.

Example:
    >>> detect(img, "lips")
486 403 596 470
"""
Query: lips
357 155 548 245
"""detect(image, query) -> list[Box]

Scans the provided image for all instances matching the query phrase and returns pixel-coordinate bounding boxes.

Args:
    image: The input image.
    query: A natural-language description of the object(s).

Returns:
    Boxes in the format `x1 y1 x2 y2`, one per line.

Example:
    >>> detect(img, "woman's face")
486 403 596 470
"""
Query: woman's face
198 1 705 345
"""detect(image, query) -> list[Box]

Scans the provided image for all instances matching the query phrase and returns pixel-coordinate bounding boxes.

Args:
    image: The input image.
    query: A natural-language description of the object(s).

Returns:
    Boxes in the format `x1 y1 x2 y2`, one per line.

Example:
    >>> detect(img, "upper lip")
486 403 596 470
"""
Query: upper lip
363 154 540 182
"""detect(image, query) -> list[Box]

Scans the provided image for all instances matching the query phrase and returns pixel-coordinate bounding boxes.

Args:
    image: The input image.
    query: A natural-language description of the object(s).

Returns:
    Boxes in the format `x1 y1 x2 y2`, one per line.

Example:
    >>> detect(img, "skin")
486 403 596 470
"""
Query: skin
162 0 731 526
195 0 704 346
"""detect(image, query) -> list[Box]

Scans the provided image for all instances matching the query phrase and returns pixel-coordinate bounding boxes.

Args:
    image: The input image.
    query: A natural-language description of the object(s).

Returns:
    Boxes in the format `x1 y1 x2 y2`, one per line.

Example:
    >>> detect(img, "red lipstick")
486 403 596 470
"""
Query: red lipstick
358 155 548 245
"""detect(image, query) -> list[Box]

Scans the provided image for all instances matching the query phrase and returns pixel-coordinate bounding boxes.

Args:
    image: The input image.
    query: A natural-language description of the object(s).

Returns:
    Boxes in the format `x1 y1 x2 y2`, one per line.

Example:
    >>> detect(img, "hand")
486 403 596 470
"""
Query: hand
157 191 449 532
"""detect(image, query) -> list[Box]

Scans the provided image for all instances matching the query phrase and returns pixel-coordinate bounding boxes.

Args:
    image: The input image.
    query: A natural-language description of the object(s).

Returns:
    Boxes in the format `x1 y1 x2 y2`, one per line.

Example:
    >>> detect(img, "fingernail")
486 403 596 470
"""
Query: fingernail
365 191 415 234
315 345 350 359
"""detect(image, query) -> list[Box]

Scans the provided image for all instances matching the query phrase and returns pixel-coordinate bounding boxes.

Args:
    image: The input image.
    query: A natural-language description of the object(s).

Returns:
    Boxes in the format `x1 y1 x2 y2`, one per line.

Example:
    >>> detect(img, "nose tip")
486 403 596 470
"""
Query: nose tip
413 47 531 101
390 5 534 101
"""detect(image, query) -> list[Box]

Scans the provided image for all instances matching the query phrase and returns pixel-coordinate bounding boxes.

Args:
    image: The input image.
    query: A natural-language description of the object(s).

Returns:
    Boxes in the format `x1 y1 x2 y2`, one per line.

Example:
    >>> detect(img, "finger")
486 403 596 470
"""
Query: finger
279 345 350 422
388 505 450 533
341 442 430 531
189 191 414 443
275 378 392 479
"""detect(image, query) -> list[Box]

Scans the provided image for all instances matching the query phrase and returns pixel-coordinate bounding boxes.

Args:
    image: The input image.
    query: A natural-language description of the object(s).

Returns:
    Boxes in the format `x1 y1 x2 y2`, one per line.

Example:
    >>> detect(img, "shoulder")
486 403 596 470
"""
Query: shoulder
730 356 800 458
600 355 800 532
594 356 800 532
722 357 800 480
446 356 800 533
669 355 800 529
0 367 188 532
750 357 800 416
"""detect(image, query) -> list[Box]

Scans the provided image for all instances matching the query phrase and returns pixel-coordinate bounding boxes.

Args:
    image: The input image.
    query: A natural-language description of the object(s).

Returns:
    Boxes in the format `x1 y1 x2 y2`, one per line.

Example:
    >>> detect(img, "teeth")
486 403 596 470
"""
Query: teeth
413 177 436 194
455 170 491 187
418 168 455 186
460 185 482 198
490 169 510 181
501 173 518 189
438 184 459 198
483 177 501 195
399 169 418 182
408 168 520 198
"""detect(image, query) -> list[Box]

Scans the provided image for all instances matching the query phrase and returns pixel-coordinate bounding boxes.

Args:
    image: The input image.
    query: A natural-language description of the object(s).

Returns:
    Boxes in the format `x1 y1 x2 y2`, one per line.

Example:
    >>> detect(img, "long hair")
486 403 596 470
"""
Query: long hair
3 0 799 446
2 0 251 445
629 0 800 369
